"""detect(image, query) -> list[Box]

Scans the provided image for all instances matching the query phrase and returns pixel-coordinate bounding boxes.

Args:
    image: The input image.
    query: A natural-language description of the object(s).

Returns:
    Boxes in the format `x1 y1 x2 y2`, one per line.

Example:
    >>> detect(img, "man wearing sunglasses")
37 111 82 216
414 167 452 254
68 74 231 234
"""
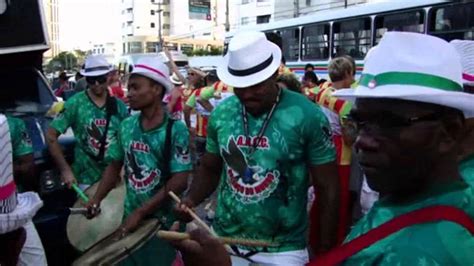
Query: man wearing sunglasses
47 55 128 189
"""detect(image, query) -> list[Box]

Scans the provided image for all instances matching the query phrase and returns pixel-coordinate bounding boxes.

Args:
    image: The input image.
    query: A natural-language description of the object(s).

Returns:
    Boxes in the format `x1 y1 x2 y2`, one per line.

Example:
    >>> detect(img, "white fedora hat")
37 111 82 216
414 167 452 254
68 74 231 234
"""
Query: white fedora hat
334 32 474 118
169 73 183 86
217 31 282 88
0 114 42 234
450 40 474 86
80 55 113 77
130 56 173 92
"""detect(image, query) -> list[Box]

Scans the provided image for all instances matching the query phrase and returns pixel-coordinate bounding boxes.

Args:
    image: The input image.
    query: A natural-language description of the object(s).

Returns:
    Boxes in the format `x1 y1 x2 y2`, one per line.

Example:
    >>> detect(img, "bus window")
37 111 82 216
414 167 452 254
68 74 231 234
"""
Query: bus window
333 17 371 59
428 2 474 41
277 28 300 61
301 23 330 60
374 10 425 45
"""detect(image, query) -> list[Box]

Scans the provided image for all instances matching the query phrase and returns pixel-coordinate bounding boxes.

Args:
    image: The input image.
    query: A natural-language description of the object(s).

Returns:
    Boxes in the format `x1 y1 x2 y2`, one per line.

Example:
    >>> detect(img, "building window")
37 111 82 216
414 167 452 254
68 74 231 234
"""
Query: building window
241 17 249 25
151 10 155 15
257 15 270 24
146 42 158 53
306 0 311 7
163 11 170 17
151 22 155 28
163 24 170 29
242 0 250 4
333 17 372 59
129 41 143 53
127 8 132 13
127 22 132 26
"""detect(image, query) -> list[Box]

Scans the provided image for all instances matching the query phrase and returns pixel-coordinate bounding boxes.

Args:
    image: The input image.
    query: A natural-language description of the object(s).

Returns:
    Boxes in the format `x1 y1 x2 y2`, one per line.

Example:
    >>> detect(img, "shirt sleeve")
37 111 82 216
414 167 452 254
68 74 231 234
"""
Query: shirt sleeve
185 92 197 108
305 106 336 166
106 121 124 163
49 97 76 134
205 111 219 154
170 121 193 173
7 117 33 158
198 86 215 101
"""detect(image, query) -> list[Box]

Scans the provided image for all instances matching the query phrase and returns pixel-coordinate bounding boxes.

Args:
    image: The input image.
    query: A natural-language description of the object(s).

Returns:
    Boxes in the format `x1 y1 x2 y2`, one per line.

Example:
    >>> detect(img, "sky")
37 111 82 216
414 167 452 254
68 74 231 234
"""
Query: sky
58 0 122 51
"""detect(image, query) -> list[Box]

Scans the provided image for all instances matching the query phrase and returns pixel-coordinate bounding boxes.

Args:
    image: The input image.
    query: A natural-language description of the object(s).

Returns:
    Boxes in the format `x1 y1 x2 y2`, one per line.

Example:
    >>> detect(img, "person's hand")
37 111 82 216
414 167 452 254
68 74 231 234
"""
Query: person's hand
60 168 77 188
169 222 231 266
120 209 145 236
85 197 101 219
173 197 196 223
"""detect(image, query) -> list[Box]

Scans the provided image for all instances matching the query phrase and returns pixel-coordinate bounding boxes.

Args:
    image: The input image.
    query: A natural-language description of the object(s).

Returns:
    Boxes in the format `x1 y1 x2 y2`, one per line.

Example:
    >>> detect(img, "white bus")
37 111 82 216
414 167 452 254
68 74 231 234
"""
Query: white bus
225 0 473 79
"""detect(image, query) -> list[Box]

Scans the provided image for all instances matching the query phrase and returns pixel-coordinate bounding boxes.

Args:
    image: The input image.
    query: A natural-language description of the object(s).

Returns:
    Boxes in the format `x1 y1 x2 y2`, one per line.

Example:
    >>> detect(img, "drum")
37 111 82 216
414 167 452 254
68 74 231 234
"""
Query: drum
72 219 160 266
67 181 126 252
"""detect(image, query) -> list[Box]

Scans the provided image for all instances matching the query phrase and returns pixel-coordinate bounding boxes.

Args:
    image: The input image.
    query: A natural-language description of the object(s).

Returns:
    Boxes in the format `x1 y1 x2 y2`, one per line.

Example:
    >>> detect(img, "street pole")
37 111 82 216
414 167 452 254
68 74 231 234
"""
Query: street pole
225 0 230 32
152 1 163 52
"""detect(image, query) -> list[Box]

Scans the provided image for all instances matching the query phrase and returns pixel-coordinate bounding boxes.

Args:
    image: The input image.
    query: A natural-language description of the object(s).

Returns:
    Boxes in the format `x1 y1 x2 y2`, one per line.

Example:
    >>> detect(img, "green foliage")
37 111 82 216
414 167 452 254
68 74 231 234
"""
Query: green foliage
46 51 78 72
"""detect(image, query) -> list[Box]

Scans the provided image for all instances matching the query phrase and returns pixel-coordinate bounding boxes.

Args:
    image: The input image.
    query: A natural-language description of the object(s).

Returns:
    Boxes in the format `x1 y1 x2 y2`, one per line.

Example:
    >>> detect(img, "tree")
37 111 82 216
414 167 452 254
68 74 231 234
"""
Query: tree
46 52 78 72
73 49 88 67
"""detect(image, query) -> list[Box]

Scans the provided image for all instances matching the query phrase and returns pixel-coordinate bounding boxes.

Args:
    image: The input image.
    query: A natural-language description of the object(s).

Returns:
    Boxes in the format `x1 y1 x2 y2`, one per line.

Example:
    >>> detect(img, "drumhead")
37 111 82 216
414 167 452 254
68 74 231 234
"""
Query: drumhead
67 181 126 252
72 219 161 266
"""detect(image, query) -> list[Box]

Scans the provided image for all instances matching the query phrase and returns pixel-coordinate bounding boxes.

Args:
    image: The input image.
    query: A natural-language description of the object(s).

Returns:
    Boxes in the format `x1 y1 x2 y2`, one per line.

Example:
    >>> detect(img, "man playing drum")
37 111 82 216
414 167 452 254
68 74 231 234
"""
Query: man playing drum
47 55 129 189
87 57 192 265
176 31 340 265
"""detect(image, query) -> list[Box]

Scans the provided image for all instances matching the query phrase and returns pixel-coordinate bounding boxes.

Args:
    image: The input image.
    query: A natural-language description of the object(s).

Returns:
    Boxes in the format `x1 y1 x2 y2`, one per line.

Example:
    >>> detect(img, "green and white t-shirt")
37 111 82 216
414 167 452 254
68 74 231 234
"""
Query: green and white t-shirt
206 89 336 252
343 181 474 265
108 114 192 224
50 91 129 184
7 116 33 159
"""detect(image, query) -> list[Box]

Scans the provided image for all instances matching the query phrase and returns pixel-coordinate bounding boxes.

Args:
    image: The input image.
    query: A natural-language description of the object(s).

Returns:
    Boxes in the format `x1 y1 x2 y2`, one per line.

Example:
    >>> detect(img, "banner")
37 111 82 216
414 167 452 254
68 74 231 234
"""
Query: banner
189 0 211 20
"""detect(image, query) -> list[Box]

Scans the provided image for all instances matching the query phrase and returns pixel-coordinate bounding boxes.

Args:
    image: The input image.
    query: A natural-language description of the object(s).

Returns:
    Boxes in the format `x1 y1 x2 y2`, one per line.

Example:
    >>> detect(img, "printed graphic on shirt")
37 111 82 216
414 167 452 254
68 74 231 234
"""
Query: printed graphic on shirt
221 136 279 204
126 143 160 193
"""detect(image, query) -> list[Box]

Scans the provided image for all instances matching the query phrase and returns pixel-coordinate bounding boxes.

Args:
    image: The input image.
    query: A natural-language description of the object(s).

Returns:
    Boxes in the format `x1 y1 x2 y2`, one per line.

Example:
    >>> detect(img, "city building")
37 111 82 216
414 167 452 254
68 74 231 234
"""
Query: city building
121 0 224 54
90 42 117 63
42 0 60 60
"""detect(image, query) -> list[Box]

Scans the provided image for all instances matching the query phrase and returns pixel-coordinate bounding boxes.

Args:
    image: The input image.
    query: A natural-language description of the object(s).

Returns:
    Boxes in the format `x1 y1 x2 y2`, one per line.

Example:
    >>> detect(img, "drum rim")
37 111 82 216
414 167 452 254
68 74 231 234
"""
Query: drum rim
72 218 161 266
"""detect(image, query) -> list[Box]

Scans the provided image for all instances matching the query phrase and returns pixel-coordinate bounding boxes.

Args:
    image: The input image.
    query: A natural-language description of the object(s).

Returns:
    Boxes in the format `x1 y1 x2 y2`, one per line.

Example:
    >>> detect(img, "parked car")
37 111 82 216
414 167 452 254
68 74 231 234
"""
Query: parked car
1 1 78 265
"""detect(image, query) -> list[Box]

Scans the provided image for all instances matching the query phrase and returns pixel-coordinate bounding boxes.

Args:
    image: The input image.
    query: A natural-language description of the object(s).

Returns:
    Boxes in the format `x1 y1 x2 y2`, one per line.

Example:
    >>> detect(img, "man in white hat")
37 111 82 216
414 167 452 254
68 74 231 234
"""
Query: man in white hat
451 40 474 187
87 57 192 265
171 31 474 266
46 55 129 189
176 31 340 265
0 113 43 265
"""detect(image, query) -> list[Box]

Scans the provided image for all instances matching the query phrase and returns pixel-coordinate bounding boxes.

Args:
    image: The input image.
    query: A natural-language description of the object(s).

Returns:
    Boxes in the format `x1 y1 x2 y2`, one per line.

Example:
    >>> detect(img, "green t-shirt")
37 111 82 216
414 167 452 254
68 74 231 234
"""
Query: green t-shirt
7 116 33 158
50 91 129 184
206 89 336 252
108 114 192 224
343 181 474 265
460 155 474 187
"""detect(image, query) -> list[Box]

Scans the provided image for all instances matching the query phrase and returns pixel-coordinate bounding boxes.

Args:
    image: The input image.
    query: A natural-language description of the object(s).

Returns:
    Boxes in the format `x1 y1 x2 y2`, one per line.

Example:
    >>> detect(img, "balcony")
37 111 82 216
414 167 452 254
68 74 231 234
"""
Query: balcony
125 12 134 22
125 26 133 36
123 0 133 9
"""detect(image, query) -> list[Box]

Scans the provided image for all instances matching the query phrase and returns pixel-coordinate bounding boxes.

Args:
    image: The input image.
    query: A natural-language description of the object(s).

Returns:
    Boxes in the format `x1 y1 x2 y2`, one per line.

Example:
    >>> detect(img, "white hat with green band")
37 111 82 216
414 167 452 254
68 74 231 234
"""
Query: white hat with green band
334 32 474 118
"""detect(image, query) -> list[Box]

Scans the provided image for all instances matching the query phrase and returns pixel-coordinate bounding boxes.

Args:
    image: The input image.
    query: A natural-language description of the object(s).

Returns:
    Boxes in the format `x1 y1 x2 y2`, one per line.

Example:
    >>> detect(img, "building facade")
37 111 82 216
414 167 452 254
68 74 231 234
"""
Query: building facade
121 0 224 54
42 0 60 59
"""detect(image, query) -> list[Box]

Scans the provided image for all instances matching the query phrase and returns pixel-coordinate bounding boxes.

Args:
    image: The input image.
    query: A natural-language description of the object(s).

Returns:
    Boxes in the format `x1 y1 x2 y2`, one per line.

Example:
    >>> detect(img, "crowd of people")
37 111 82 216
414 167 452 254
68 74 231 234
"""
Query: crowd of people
1 29 474 266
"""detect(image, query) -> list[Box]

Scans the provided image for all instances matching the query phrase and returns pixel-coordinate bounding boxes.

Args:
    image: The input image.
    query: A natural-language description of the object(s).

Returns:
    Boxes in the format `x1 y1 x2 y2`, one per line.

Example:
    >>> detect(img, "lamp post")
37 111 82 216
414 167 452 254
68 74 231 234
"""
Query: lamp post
152 1 163 52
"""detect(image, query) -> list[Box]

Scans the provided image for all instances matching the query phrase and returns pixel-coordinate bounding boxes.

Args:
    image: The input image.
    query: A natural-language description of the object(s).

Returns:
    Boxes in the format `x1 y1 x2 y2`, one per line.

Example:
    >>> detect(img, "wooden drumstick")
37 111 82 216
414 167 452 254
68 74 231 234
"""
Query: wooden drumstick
157 230 276 248
168 191 213 234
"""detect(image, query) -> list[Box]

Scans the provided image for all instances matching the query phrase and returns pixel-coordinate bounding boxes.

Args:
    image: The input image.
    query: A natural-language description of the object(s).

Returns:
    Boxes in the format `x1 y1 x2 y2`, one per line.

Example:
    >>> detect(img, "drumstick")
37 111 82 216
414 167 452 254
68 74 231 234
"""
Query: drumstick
157 230 276 248
71 183 89 202
168 191 213 234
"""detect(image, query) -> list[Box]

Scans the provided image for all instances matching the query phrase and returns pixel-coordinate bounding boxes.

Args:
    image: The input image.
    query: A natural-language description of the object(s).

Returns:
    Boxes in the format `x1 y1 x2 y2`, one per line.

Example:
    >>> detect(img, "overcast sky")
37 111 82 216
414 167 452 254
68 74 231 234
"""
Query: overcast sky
58 0 122 51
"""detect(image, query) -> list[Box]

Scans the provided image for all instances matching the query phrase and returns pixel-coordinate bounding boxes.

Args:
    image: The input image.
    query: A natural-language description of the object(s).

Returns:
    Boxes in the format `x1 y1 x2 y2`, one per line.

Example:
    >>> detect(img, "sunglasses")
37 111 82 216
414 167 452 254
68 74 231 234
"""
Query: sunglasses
86 75 108 85
346 111 441 134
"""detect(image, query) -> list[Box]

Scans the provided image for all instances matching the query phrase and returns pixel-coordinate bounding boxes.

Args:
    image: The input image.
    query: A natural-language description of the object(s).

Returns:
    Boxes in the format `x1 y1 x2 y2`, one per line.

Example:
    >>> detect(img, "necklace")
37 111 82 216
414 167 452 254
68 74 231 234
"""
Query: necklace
240 87 282 184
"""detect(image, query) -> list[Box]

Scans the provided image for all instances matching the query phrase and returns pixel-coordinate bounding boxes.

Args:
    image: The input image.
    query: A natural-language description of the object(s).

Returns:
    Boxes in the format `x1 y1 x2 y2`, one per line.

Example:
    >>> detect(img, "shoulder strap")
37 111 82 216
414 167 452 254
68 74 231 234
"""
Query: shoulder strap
309 205 474 266
161 117 175 181
97 96 117 161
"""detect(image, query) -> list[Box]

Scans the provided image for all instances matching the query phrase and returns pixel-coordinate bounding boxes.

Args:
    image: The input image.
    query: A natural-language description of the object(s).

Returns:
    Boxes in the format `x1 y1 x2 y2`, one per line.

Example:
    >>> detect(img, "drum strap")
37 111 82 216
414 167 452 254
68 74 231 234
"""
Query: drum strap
308 205 474 266
161 117 175 181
